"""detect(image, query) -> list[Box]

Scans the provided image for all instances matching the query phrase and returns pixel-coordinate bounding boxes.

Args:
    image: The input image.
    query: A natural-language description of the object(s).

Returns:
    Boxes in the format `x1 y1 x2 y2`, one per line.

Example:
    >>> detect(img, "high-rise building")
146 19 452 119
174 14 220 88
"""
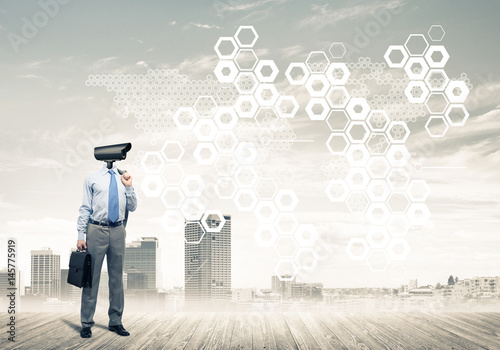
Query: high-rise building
271 275 296 299
124 237 159 290
185 214 231 308
31 248 60 299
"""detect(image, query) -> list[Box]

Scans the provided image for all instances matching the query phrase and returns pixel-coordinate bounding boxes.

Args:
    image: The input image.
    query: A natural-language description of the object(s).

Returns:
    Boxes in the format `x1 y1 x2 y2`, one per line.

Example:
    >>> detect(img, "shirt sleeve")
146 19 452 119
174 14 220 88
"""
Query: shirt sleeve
77 176 93 241
125 185 138 212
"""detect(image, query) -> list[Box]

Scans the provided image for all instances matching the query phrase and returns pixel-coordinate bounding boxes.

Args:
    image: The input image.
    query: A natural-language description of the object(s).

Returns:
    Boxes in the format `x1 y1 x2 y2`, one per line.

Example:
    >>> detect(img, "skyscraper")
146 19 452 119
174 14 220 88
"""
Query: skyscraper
31 248 60 299
185 214 231 308
124 237 159 290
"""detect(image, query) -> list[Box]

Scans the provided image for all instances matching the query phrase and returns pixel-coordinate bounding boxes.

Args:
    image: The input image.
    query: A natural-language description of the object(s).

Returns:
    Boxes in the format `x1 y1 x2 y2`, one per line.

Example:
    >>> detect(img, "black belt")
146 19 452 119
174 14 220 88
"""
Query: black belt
89 219 123 227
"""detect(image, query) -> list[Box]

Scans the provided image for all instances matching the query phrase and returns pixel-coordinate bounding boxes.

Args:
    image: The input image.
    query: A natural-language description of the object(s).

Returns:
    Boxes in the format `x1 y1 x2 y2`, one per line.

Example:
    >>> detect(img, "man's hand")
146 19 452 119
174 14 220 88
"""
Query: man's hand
121 172 133 187
77 240 87 250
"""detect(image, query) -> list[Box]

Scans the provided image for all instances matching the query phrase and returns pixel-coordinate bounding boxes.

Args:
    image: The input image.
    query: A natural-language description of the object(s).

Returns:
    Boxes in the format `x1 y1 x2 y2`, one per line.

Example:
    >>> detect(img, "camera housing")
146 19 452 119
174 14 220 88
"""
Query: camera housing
94 143 132 169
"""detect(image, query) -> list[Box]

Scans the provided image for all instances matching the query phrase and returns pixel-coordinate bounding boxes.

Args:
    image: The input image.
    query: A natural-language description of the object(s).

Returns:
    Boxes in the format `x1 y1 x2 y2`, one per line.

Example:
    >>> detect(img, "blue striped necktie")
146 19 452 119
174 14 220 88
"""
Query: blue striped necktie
108 170 119 223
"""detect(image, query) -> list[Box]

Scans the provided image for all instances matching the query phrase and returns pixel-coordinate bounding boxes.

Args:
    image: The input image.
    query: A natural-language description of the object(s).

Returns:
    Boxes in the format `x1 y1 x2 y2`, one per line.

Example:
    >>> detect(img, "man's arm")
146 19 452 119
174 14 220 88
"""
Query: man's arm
76 176 93 249
122 172 138 212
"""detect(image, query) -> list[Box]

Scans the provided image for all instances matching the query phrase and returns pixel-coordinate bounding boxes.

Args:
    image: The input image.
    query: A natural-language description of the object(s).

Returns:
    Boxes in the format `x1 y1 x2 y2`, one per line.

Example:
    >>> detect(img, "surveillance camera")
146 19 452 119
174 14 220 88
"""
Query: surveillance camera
94 143 132 169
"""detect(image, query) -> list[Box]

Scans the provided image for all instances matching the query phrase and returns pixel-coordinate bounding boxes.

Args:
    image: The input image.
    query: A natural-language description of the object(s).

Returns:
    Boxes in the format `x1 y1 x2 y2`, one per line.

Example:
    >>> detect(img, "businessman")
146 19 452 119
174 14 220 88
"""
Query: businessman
76 163 137 338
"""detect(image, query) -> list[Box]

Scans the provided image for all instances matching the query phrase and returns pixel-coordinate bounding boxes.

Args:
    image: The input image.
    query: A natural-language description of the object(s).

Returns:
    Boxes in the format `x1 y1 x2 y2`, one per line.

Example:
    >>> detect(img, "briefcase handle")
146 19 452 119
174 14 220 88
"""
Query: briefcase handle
77 249 87 253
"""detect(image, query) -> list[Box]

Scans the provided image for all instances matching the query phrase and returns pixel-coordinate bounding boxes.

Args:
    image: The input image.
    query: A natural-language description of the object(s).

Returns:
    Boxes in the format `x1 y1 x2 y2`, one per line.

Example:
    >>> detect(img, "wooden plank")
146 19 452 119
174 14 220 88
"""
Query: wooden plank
205 312 235 350
282 312 321 350
229 312 253 350
267 312 298 350
343 313 403 350
133 312 188 349
184 312 220 350
321 312 375 350
251 311 277 350
298 312 348 350
161 312 203 350
109 312 169 349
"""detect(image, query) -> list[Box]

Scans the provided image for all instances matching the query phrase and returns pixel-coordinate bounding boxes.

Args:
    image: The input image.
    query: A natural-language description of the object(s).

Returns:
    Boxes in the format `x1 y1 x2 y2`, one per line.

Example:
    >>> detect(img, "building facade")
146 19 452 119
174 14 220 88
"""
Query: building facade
31 248 60 299
124 237 159 290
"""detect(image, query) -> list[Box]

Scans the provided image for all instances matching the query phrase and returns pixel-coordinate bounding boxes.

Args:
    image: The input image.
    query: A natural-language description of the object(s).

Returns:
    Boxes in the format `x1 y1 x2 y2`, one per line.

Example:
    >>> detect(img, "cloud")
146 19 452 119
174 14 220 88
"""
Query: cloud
15 74 42 79
186 22 221 30
128 37 144 44
218 0 288 13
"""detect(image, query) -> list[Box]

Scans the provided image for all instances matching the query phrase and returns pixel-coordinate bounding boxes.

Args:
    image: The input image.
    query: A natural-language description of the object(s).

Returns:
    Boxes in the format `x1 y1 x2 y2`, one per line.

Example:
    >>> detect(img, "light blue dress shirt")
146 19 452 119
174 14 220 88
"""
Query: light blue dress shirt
77 164 138 240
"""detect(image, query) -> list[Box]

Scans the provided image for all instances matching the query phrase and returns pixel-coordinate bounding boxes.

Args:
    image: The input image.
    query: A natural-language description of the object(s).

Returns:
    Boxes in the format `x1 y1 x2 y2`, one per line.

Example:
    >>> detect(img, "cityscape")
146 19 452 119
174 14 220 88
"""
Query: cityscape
1 213 499 314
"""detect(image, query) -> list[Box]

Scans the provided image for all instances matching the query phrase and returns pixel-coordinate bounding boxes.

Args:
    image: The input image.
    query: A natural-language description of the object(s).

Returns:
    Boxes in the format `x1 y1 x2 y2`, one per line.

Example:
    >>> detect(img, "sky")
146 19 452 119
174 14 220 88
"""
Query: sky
0 0 499 291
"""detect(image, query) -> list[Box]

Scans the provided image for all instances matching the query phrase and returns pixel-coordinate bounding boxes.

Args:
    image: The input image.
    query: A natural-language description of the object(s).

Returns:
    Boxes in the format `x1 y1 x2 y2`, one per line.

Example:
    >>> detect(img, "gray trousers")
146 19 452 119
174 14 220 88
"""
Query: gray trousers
81 223 126 328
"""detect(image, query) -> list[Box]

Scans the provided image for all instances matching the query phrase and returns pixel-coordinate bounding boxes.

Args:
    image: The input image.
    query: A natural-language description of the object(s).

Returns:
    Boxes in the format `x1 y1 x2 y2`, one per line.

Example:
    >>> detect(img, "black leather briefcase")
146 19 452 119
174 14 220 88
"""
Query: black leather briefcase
67 250 92 288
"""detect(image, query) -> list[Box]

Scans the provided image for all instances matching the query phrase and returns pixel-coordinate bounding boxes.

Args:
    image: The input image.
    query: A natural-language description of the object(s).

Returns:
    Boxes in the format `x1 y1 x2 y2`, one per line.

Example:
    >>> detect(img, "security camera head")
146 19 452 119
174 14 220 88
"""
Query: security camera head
94 143 132 169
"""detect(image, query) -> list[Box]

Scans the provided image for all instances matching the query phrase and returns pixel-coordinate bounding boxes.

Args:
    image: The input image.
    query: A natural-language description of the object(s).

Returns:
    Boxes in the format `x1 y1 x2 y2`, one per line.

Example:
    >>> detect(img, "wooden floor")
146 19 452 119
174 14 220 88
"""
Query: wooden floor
2 312 500 349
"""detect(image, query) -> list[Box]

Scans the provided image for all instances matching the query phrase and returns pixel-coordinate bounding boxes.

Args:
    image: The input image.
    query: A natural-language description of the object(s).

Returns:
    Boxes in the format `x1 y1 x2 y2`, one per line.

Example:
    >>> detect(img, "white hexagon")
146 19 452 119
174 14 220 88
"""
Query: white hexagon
254 60 279 83
275 236 299 258
366 156 390 178
329 42 346 58
325 62 350 85
425 69 449 92
305 74 330 97
234 142 259 165
294 224 318 247
161 210 184 232
366 250 390 272
173 107 198 130
345 191 370 213
345 144 370 167
161 140 185 162
214 37 238 59
234 49 258 71
428 25 445 42
386 145 411 167
346 168 370 191
325 179 349 202
407 179 430 202
404 34 429 56
201 210 226 233
346 121 370 143
161 163 185 186
445 80 469 103
424 46 450 68
214 154 238 176
234 72 259 95
160 187 185 209
194 119 218 142
445 104 469 127
384 45 409 68
274 259 298 280
404 80 430 104
254 83 279 106
194 96 218 118
387 168 411 190
366 226 391 248
386 238 411 261
425 116 449 138
326 133 349 155
346 238 370 261
214 131 239 153
214 177 237 199
274 189 299 212
193 143 218 165
326 109 350 132
406 203 431 226
346 98 370 120
255 107 279 128
305 51 330 73
326 86 350 108
275 95 299 118
180 174 205 197
234 166 259 188
366 179 391 202
214 107 238 130
305 98 329 121
181 198 205 221
425 92 449 115
366 133 391 155
254 224 279 247
214 60 239 83
254 177 278 200
295 247 318 271
184 221 205 244
234 95 259 118
140 151 165 174
285 62 310 85
404 57 429 80
387 192 411 213
234 25 259 47
274 212 299 235
141 175 165 198
386 121 410 144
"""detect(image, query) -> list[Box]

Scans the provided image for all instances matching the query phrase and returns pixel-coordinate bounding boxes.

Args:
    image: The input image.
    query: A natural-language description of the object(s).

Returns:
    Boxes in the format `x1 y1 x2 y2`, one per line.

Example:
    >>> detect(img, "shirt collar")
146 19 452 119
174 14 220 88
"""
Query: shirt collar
100 163 119 175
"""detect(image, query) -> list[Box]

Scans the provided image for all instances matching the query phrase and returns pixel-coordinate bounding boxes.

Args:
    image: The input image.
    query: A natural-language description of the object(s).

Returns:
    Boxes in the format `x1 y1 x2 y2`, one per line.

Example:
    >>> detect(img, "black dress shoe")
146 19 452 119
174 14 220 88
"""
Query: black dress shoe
108 324 130 336
80 327 92 338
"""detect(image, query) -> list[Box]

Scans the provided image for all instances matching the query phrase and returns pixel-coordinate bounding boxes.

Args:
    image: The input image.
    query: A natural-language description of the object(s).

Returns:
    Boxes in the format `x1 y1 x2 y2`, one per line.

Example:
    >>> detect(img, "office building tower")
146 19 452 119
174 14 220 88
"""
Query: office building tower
124 237 159 290
185 214 231 307
31 248 60 299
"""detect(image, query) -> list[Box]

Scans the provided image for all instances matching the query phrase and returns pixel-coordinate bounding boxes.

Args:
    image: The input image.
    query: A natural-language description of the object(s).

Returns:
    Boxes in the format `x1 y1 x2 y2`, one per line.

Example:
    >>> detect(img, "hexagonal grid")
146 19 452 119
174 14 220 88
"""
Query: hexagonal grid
329 42 346 58
326 110 350 132
234 94 259 118
326 133 349 155
160 187 185 209
345 144 370 167
161 140 185 162
406 203 431 226
404 57 429 80
404 34 429 56
214 107 238 130
424 46 449 68
386 192 411 213
173 107 198 130
255 107 279 128
285 62 310 85
385 145 411 167
325 179 349 202
234 72 259 95
193 142 218 165
366 110 390 132
425 116 449 138
194 119 218 142
294 224 318 247
367 226 391 248
161 210 184 232
274 189 299 212
141 151 165 174
407 179 430 202
274 212 299 235
141 174 165 197
235 49 258 71
194 96 218 118
214 130 239 153
387 168 411 190
384 45 409 68
305 51 330 73
346 98 370 120
346 238 370 261
161 163 185 186
425 69 449 92
445 80 470 103
445 104 469 127
276 95 299 118
366 133 390 155
404 80 430 104
214 154 238 176
346 121 370 144
181 198 205 221
366 179 391 202
214 177 238 199
254 224 279 247
254 60 279 83
305 98 329 121
386 121 411 144
234 26 259 47
325 62 350 85
234 166 259 188
274 259 298 281
346 168 370 191
305 74 330 97
254 83 279 106
425 92 449 115
345 191 370 213
214 60 239 83
180 174 205 197
214 37 238 59
387 238 411 260
326 86 350 108
254 177 278 200
428 25 445 41
201 210 226 233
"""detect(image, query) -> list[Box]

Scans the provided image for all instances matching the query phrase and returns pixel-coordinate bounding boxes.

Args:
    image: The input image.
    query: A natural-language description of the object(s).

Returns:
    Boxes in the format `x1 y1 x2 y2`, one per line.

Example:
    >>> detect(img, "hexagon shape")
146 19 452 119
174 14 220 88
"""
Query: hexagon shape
406 203 431 226
387 168 411 190
274 212 299 235
407 179 430 202
425 116 449 138
255 107 279 128
141 174 165 197
254 177 278 200
255 60 279 83
326 110 350 132
275 236 299 258
345 144 370 167
214 177 237 199
445 104 469 127
274 259 298 280
346 98 370 120
386 121 410 144
214 60 239 83
254 224 279 247
305 51 330 73
346 238 370 261
234 166 259 188
325 62 350 85
214 154 238 176
214 107 238 130
404 80 430 104
234 25 258 47
325 179 349 202
425 92 449 115
366 203 391 225
385 145 411 167
161 140 185 162
161 163 185 186
193 143 218 165
384 45 409 68
387 238 411 261
305 98 329 121
366 179 391 202
254 83 279 106
161 210 184 232
214 130 238 153
366 110 390 132
235 49 258 71
346 121 370 143
425 69 449 92
194 96 218 118
387 215 411 237
367 133 391 155
294 224 318 247
367 226 391 248
214 37 238 59
404 34 429 56
346 168 370 191
181 198 205 221
387 192 411 213
234 142 259 165
329 42 346 58
276 95 299 118
285 62 310 85
160 186 185 209
326 86 350 108
140 151 165 174
274 189 299 211
428 25 445 41
366 156 391 178
173 107 198 130
404 57 429 80
326 133 349 155
194 119 218 142
366 250 390 272
424 46 449 68
234 95 259 118
201 210 226 233
180 174 205 197
445 80 469 103
305 74 330 97
234 72 259 95
184 221 205 244
345 191 370 213
295 247 318 271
